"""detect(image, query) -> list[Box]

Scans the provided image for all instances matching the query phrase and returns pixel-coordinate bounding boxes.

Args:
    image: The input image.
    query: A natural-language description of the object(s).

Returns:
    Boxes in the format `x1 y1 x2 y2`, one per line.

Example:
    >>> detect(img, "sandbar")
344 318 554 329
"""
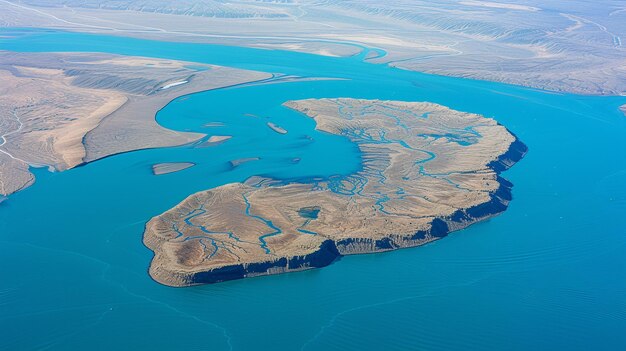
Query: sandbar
267 122 288 134
152 162 195 175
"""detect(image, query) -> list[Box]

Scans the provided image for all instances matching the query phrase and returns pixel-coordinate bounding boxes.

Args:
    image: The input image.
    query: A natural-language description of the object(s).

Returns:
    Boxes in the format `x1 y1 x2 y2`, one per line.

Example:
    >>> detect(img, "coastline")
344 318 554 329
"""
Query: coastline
0 51 273 196
143 98 528 287
174 133 527 286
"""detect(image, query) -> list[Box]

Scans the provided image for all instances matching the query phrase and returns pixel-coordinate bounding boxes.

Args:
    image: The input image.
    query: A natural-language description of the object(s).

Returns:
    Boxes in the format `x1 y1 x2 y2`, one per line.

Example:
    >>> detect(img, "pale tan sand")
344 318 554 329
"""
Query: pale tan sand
267 122 287 134
204 122 226 127
207 135 232 143
152 162 195 175
229 157 260 167
194 135 232 148
0 51 272 195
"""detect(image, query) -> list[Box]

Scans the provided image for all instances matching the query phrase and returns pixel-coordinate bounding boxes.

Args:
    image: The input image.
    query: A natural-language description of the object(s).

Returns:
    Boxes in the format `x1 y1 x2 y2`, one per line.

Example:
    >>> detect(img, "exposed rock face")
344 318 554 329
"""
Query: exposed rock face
144 98 527 287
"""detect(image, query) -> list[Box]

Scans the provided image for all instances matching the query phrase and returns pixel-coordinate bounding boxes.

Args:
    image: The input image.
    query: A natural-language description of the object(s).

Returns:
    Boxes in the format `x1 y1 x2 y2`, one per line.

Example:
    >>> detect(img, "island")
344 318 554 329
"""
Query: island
4 1 624 96
144 98 527 286
229 157 261 168
267 122 288 134
152 162 196 176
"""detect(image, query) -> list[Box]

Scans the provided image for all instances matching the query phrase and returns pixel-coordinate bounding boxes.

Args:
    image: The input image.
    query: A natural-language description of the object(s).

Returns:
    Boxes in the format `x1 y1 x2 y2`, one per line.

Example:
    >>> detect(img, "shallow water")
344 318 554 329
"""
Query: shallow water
1 29 625 350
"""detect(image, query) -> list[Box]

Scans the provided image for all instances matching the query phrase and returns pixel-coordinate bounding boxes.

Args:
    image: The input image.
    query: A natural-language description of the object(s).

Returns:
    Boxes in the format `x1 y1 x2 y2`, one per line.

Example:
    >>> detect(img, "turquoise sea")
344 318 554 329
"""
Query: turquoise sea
1 29 625 350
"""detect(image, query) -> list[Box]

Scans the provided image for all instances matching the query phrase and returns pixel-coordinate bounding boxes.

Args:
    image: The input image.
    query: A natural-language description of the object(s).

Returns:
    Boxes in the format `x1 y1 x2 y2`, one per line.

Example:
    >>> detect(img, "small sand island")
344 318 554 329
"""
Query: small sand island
0 51 271 196
195 135 232 148
267 122 288 134
152 162 195 175
229 157 260 168
144 98 527 286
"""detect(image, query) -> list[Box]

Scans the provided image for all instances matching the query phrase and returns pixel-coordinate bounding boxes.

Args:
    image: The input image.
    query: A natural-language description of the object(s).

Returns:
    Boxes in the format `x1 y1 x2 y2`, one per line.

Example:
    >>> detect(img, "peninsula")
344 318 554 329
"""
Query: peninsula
0 51 271 195
144 98 527 286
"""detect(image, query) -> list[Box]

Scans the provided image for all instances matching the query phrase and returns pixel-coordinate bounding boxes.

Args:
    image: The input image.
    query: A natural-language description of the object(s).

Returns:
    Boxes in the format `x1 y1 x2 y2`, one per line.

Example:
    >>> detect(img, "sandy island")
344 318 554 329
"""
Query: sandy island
152 162 195 175
267 122 288 134
230 157 260 168
194 135 232 148
144 98 527 286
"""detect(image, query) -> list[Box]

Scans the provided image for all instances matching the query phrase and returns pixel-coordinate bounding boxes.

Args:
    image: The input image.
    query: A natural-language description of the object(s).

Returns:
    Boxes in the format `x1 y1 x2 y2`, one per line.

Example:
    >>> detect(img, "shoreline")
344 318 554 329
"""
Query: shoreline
172 133 527 287
0 51 274 197
2 23 624 97
143 99 528 287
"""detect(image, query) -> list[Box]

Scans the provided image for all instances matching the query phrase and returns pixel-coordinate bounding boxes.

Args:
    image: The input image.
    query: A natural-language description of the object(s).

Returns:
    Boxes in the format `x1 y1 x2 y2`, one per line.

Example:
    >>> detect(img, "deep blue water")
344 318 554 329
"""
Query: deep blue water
0 29 625 351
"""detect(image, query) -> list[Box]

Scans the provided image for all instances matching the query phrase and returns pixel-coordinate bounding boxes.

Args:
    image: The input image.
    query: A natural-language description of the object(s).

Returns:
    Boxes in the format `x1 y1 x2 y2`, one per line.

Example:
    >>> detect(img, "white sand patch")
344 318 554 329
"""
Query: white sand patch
160 80 188 90
459 1 540 12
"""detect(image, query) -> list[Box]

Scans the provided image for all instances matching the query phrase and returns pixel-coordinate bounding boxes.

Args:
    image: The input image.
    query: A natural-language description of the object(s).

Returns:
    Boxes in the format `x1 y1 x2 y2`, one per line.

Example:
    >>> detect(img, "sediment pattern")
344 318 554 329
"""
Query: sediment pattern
144 98 527 286
3 1 624 95
0 51 271 196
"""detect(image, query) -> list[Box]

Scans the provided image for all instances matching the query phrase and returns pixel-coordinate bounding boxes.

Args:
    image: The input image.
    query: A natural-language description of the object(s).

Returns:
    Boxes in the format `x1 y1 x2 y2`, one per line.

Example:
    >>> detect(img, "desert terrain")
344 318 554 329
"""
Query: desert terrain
144 98 527 286
1 0 624 95
0 50 271 195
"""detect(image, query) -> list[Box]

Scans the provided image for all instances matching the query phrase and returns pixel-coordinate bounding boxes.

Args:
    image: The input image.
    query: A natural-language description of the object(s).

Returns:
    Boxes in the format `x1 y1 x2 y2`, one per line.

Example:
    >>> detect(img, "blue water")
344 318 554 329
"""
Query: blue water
1 29 625 351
